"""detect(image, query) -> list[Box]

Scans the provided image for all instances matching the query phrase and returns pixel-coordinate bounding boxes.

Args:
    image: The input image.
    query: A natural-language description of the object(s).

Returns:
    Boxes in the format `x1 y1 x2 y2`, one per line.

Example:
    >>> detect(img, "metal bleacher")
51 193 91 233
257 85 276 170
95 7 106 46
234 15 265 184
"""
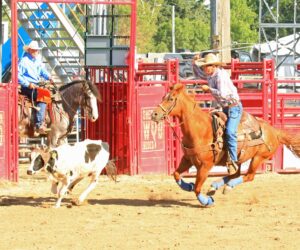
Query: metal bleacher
3 0 85 83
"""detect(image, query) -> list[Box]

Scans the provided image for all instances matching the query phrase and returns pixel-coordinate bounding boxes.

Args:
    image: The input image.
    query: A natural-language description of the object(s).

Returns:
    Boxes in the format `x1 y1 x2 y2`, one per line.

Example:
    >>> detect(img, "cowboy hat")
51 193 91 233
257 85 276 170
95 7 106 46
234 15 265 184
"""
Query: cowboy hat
23 41 41 52
195 53 224 67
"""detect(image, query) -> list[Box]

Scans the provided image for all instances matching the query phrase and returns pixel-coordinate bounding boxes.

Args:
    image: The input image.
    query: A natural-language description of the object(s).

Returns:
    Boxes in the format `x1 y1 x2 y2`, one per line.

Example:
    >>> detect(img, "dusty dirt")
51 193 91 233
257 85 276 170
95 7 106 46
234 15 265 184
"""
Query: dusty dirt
0 164 300 250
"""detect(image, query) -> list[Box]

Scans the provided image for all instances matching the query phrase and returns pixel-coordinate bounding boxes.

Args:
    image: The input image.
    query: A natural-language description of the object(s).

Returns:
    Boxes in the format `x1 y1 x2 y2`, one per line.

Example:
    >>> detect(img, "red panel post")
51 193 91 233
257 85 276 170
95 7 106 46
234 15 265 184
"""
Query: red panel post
6 0 19 181
0 85 18 181
0 85 9 179
166 59 179 86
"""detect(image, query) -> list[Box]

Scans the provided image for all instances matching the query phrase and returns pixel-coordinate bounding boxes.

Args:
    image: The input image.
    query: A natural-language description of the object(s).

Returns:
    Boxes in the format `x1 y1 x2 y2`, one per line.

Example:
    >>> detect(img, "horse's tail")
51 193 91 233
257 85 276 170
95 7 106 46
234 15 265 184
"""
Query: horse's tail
105 159 118 182
277 129 300 158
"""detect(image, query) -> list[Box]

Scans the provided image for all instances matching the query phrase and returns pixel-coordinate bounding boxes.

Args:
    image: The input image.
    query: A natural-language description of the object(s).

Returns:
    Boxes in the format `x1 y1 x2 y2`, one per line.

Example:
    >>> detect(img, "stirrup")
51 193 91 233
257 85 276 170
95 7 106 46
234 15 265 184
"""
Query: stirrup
227 161 239 175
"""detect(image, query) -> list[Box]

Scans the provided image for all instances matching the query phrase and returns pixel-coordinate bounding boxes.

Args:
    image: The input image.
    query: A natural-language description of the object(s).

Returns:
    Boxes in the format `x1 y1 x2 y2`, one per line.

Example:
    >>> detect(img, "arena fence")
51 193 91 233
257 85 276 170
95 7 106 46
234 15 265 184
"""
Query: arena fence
86 59 300 175
4 0 300 179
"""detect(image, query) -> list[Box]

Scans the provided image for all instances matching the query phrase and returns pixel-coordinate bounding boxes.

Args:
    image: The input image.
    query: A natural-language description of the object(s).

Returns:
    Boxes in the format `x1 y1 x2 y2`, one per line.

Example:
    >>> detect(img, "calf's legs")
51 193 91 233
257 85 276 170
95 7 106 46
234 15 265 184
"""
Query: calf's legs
73 174 99 205
55 178 70 208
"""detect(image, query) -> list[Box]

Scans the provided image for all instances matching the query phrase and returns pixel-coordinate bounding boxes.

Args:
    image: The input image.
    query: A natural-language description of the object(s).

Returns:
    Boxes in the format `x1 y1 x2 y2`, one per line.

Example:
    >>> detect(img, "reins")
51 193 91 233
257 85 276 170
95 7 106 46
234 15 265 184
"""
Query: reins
165 102 197 128
60 92 78 115
162 98 218 159
59 81 92 118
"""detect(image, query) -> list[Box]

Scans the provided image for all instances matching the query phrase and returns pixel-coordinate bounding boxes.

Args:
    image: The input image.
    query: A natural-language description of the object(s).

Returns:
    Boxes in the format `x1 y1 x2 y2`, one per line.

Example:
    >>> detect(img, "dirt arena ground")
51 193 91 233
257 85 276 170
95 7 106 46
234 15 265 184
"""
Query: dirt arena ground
0 164 299 250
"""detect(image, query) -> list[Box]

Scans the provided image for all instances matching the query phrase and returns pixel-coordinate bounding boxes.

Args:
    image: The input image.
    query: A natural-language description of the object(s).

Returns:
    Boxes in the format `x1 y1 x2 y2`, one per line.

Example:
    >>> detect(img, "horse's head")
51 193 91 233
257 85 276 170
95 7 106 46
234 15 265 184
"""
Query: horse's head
151 83 186 122
81 80 102 122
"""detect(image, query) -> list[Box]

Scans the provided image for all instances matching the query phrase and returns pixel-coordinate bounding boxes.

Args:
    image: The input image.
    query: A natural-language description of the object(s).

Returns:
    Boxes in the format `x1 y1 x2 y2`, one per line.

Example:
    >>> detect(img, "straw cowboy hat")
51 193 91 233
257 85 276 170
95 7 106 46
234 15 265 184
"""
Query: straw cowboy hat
23 41 41 52
195 53 224 67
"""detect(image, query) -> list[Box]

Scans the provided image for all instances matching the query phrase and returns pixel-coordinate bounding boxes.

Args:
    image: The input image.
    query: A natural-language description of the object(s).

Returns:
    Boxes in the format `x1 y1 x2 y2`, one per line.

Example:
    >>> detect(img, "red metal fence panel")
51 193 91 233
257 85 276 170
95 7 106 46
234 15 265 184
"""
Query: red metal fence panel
271 79 300 173
0 84 18 181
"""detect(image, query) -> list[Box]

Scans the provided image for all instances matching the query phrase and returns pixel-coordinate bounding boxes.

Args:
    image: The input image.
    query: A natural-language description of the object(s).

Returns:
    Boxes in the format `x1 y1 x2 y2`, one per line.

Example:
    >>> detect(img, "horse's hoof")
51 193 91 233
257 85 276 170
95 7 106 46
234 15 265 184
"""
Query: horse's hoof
206 186 217 196
223 185 232 195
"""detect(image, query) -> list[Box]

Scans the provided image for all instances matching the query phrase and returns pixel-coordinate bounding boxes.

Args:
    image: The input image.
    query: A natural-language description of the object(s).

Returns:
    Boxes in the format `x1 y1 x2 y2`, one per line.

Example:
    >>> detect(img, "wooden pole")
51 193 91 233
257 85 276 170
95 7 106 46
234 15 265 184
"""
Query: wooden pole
211 0 231 63
171 5 175 53
219 0 231 63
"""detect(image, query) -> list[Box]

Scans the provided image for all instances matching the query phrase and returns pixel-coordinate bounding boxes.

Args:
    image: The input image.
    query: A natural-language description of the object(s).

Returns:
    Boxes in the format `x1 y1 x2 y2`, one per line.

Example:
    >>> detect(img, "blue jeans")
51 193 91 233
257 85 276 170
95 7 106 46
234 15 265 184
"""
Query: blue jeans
223 103 243 161
20 87 46 128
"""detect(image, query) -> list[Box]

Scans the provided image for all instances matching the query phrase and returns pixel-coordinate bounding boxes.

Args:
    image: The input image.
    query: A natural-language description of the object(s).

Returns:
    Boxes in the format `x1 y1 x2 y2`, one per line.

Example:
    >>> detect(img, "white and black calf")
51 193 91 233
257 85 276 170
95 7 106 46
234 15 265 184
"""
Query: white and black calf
27 139 111 208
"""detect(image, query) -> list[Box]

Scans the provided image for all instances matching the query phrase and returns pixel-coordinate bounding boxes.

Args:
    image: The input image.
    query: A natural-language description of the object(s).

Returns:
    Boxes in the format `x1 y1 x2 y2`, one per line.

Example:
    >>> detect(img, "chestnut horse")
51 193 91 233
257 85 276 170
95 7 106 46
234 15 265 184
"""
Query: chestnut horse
19 80 101 147
151 83 300 207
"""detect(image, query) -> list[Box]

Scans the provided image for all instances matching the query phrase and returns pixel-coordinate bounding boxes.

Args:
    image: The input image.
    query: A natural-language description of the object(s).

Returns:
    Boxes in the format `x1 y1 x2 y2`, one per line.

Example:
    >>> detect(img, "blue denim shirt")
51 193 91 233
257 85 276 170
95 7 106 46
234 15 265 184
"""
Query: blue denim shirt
18 52 50 88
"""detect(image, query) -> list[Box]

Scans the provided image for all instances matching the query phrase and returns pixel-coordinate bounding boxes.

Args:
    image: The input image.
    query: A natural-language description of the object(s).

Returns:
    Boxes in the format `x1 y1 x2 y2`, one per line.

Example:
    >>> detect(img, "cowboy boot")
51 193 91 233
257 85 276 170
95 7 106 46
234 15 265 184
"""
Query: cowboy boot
226 152 239 175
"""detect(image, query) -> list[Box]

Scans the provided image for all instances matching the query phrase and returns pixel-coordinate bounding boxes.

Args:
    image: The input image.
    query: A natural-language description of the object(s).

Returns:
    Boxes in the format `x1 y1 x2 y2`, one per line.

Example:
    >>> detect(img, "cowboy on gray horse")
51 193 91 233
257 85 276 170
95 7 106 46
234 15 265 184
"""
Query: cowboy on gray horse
18 40 53 136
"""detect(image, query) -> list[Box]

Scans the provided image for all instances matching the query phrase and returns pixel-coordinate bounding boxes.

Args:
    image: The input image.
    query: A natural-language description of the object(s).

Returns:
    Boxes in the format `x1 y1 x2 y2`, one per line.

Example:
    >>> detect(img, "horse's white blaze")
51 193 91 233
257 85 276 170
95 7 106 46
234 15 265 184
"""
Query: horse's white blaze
89 94 99 121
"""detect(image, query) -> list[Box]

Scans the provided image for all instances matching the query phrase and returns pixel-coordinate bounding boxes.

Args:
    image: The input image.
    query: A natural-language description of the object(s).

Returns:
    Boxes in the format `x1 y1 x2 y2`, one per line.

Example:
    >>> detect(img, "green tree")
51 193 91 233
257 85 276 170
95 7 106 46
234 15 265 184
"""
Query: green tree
152 0 210 52
231 0 258 48
135 0 163 53
136 0 260 53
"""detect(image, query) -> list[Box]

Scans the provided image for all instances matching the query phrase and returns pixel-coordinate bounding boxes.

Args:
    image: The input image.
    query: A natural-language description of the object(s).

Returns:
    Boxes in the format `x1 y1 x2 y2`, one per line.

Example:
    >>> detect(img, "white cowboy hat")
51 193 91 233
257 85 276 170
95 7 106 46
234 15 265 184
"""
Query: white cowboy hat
23 41 41 52
195 53 224 67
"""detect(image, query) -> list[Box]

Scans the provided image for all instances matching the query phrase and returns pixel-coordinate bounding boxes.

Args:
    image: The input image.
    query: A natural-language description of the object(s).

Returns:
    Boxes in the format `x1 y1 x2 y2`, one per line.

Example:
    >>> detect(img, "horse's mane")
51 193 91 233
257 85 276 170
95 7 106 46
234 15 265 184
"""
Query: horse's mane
59 80 83 91
59 80 102 101
173 83 197 105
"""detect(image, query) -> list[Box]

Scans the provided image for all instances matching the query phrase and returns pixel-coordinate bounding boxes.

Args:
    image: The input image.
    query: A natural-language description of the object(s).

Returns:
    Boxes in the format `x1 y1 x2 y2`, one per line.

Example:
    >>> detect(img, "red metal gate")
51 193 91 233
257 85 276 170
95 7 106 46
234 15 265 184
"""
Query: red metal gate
86 67 131 174
86 60 179 174
0 84 18 181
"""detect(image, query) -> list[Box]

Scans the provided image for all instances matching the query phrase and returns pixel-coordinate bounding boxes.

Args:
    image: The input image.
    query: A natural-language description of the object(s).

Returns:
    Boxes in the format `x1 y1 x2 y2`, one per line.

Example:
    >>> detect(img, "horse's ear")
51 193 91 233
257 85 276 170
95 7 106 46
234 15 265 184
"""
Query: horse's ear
87 80 102 102
171 83 184 91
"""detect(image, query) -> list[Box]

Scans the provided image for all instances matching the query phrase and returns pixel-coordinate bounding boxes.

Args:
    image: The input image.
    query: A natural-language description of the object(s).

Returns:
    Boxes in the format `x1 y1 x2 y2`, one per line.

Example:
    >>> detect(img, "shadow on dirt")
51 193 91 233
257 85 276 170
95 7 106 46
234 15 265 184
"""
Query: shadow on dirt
0 195 200 208
88 198 200 208
0 195 57 207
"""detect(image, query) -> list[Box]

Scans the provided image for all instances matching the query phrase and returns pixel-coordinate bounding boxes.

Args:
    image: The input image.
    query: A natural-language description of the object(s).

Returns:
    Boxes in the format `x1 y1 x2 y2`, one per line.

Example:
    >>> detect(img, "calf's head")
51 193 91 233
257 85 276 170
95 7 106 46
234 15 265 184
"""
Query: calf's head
27 147 50 175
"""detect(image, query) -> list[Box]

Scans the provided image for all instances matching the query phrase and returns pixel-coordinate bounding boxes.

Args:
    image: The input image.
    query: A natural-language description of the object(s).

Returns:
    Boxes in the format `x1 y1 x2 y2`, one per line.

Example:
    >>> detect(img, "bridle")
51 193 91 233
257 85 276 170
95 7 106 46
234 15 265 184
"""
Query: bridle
157 93 178 119
158 92 197 127
157 92 198 151
59 81 94 119
81 83 94 117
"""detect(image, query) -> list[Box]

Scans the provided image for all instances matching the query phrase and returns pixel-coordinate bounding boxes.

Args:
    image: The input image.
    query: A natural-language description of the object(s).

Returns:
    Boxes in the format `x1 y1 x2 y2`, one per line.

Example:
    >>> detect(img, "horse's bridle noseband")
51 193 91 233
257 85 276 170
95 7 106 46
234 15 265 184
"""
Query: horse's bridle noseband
158 92 197 128
158 94 178 119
